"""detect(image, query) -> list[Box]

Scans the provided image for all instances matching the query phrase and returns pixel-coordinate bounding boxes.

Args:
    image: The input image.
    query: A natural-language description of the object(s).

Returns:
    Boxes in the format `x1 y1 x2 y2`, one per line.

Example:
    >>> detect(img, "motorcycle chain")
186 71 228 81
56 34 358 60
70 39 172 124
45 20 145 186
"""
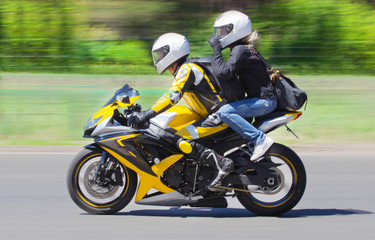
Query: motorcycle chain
213 185 274 194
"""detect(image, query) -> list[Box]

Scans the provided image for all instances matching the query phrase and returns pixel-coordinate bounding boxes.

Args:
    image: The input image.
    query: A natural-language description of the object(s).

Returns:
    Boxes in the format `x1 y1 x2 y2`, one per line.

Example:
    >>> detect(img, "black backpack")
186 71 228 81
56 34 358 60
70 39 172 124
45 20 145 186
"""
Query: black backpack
249 46 307 111
272 71 307 111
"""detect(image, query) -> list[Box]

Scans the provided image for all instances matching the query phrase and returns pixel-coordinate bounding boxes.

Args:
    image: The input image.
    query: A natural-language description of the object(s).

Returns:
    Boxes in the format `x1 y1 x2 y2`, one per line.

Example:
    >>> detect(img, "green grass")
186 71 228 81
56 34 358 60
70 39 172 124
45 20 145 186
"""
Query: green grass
1 73 374 145
268 75 375 145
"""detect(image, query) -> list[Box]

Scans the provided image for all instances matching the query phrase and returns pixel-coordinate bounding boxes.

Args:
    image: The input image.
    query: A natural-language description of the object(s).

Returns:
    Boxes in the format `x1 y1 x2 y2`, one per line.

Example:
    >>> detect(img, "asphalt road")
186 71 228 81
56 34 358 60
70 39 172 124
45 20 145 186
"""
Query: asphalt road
0 147 374 240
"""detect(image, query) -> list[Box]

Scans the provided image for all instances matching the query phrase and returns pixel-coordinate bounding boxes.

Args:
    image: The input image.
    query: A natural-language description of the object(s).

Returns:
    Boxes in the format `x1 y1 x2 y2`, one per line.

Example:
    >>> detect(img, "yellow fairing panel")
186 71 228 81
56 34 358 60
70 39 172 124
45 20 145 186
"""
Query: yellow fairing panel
196 124 229 138
135 154 184 202
175 127 195 140
101 145 184 202
176 122 229 140
117 95 139 108
91 95 139 125
164 106 202 131
91 104 116 125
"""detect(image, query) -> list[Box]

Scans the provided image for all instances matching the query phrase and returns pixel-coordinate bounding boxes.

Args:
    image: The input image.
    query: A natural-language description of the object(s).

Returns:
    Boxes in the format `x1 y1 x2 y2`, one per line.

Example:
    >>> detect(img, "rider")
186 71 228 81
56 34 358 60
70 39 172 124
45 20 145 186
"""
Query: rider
208 10 277 160
128 33 233 189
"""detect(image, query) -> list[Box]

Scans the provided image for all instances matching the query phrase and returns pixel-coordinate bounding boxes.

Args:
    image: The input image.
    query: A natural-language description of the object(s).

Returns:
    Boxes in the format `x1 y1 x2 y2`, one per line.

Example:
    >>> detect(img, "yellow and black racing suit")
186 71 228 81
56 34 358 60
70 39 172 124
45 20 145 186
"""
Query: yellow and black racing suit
139 60 235 188
146 61 230 140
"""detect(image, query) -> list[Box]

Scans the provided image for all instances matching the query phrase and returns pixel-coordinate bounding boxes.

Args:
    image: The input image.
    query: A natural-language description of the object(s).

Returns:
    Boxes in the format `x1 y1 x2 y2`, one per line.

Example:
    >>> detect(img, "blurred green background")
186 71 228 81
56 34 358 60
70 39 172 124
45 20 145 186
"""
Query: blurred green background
0 0 374 146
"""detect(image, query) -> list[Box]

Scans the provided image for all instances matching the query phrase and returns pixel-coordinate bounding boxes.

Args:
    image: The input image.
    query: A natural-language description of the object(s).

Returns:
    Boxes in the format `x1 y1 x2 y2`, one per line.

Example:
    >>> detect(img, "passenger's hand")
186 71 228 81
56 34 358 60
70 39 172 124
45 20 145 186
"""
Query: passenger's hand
208 34 221 50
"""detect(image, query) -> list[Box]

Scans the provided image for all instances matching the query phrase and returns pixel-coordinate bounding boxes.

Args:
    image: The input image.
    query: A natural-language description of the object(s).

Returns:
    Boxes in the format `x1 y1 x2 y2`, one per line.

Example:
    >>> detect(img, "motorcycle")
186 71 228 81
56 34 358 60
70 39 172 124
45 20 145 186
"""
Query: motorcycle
67 84 306 216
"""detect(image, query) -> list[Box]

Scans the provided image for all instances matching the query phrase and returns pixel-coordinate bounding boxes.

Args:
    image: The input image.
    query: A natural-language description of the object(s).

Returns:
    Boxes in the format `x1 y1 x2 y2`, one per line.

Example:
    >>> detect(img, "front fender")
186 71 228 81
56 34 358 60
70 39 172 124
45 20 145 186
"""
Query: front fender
84 143 103 151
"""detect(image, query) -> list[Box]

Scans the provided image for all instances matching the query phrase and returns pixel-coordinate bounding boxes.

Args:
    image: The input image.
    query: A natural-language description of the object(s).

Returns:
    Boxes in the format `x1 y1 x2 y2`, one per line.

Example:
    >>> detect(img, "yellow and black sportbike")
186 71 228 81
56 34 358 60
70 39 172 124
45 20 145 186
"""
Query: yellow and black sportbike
67 84 306 216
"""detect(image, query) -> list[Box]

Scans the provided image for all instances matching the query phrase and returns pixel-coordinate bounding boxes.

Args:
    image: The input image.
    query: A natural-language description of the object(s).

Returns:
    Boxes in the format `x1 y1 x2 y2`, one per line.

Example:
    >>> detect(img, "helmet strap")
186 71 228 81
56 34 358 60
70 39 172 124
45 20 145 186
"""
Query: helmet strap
169 63 178 76
170 57 187 76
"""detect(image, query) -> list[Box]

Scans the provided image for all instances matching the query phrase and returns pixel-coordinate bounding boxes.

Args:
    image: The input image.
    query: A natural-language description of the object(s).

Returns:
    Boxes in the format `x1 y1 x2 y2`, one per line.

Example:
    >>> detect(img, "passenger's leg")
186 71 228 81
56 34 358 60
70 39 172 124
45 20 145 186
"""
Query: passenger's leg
218 98 277 160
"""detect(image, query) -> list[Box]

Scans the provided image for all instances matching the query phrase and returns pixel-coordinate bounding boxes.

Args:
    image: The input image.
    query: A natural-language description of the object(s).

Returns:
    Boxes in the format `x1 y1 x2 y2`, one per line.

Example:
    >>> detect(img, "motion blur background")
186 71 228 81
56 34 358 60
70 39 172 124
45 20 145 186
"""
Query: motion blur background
0 0 374 145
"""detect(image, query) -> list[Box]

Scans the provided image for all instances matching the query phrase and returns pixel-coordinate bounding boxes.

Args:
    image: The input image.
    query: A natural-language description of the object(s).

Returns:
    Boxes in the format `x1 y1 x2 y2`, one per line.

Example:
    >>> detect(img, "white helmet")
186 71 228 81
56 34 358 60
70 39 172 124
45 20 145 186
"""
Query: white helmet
151 33 190 74
213 10 252 49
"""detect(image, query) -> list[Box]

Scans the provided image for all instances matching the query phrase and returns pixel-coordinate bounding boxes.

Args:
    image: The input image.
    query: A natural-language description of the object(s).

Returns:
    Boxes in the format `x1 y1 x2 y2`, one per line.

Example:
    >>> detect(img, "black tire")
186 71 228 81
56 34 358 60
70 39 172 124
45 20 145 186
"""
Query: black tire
237 143 306 216
67 148 137 214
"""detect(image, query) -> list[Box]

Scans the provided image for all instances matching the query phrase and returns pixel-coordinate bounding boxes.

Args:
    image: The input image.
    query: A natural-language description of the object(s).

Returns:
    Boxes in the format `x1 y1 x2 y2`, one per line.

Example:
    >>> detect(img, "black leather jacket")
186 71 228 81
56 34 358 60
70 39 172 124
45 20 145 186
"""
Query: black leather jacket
211 44 277 100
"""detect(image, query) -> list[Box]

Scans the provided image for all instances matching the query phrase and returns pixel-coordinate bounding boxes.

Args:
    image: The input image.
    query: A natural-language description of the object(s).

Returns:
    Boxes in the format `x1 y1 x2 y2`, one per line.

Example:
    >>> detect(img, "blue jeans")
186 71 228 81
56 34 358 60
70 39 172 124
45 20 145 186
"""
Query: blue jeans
218 98 277 145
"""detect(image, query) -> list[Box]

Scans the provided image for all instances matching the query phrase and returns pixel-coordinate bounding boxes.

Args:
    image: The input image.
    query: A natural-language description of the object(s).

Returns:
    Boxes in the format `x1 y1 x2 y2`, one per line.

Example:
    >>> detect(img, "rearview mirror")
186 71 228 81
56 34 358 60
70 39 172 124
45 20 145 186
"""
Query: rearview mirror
116 94 130 104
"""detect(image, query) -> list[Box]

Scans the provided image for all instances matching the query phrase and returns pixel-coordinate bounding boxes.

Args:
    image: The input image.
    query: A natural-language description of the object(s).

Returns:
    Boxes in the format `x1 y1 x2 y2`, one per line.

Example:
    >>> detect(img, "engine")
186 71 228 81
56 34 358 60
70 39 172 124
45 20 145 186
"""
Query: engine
161 159 213 195
138 142 215 195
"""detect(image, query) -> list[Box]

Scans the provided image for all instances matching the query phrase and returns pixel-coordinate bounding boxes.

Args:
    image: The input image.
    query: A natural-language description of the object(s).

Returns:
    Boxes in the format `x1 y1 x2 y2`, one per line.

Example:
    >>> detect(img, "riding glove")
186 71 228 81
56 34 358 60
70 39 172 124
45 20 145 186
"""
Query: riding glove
127 108 155 128
208 34 221 50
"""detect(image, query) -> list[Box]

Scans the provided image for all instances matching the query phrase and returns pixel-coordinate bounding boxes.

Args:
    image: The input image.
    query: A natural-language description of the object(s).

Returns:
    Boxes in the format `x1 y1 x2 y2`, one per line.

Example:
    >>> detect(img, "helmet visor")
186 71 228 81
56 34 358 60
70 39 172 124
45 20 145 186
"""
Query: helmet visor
152 45 170 66
213 24 234 39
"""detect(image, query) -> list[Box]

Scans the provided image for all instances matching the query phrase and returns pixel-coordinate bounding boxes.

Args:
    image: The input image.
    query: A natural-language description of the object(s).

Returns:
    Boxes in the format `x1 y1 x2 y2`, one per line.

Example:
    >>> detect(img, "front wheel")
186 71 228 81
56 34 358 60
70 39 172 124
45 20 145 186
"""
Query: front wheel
67 148 137 214
237 143 306 216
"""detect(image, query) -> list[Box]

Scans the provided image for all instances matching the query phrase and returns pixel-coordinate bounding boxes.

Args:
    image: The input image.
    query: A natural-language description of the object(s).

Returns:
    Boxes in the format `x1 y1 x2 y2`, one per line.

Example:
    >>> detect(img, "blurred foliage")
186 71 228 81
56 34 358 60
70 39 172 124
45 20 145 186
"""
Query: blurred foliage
0 0 374 75
249 0 375 74
1 73 374 145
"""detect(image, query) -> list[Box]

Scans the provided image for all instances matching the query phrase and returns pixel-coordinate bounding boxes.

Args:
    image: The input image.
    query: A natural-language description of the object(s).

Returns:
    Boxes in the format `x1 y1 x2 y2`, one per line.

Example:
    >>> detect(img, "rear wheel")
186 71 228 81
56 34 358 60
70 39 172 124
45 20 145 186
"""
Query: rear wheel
237 143 306 216
67 148 137 214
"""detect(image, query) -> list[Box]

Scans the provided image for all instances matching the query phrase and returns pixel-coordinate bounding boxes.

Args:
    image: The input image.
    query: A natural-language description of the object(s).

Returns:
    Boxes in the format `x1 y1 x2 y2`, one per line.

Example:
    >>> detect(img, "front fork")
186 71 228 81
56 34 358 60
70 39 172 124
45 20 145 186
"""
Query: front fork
95 151 108 185
95 151 123 186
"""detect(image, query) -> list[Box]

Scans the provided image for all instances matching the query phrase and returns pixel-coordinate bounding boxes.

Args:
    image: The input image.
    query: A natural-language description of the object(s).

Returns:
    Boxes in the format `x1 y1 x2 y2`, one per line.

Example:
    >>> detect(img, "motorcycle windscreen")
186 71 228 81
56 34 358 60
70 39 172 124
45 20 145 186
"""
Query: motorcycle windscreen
103 84 140 107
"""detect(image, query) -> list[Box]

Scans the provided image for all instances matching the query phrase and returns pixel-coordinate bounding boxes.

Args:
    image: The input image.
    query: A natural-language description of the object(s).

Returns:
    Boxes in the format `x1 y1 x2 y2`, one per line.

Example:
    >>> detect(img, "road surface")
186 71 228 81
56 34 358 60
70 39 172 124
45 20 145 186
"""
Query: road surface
0 145 374 239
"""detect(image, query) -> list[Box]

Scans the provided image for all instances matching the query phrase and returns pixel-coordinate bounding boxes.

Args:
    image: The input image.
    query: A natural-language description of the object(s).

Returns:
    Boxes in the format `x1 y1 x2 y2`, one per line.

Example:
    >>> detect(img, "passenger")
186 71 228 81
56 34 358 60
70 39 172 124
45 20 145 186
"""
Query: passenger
208 10 277 160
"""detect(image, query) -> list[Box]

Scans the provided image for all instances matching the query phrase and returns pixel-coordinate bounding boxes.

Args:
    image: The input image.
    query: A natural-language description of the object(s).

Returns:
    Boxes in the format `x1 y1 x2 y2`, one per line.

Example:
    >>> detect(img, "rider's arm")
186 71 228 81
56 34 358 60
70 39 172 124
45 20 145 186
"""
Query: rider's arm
147 64 195 118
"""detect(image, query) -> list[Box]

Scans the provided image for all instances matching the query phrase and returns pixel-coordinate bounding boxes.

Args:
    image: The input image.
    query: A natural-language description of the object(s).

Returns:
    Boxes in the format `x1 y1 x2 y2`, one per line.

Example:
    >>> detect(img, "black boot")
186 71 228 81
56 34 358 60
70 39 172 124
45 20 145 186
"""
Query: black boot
174 137 233 190
200 149 233 189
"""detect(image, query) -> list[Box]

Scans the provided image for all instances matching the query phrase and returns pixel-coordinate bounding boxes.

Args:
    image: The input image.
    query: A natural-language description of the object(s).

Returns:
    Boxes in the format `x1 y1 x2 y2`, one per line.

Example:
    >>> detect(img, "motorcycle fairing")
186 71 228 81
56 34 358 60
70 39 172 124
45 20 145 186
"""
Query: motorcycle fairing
254 111 302 133
136 191 202 206
96 132 184 202
84 84 140 137
150 106 202 132
91 115 132 137
87 84 303 204
92 94 138 125
196 111 303 154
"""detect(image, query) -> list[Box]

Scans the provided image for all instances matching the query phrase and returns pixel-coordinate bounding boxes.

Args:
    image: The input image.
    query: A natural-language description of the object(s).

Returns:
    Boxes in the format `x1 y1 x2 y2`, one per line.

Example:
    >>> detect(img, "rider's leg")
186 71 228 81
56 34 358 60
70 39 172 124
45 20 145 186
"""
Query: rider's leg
218 98 277 160
175 113 233 188
175 137 233 188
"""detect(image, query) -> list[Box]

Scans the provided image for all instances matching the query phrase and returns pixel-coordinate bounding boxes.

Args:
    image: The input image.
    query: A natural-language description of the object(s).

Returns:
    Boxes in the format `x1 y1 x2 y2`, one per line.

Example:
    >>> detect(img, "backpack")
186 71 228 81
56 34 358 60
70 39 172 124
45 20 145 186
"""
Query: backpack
249 46 307 111
271 71 307 111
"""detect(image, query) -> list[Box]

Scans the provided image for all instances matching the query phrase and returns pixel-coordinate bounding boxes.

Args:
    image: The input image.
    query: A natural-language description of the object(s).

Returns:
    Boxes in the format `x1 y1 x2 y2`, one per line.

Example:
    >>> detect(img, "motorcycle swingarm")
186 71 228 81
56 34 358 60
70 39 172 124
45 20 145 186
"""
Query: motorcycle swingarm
222 174 265 186
223 162 280 187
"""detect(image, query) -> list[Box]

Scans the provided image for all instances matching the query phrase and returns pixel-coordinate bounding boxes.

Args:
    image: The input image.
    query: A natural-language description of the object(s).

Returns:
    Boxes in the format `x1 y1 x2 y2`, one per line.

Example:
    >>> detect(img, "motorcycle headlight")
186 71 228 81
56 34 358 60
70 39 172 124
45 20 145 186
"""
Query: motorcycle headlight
83 116 101 137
